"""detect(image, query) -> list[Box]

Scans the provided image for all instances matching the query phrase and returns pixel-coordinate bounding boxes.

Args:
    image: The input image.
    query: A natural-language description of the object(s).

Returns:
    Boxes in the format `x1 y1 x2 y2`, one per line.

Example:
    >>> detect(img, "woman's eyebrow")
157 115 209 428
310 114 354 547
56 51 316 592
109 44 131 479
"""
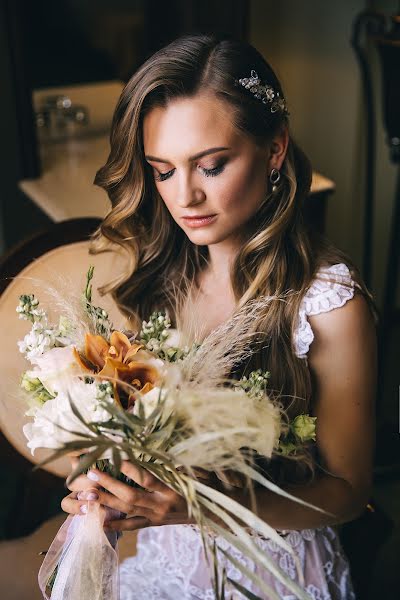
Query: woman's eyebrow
145 146 230 164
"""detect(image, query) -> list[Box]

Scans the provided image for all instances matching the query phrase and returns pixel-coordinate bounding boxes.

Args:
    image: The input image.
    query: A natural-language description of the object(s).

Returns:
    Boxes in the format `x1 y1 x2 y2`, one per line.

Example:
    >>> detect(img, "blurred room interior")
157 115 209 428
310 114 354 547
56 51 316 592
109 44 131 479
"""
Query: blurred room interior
0 1 399 598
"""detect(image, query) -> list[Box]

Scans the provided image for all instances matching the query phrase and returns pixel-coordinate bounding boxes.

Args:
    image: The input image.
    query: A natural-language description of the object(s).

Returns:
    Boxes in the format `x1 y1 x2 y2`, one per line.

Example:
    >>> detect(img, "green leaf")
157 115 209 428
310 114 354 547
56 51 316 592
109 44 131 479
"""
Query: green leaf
138 398 145 421
32 439 111 471
66 447 110 486
84 265 94 302
101 401 143 428
277 441 298 456
112 447 122 478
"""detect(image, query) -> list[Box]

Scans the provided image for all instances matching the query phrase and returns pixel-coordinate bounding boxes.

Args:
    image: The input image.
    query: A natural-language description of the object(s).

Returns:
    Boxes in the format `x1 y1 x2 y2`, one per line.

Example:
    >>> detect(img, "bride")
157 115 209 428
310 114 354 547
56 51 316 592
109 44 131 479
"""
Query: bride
61 32 377 599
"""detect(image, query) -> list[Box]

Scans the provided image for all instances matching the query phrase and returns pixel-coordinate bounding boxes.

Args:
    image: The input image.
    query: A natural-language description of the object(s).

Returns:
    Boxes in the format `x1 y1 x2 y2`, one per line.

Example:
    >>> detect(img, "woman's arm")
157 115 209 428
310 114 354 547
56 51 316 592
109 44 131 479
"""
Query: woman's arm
62 294 376 532
232 292 377 530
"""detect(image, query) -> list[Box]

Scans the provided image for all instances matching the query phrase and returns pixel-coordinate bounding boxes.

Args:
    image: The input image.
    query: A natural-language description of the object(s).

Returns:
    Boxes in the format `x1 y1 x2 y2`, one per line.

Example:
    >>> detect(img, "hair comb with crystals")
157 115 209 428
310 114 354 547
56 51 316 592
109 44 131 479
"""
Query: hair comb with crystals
235 70 289 116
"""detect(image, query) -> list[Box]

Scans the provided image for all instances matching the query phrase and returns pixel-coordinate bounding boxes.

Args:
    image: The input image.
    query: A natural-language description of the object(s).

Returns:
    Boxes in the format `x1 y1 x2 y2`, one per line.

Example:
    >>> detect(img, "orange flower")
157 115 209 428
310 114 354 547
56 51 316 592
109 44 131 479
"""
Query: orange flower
73 331 161 409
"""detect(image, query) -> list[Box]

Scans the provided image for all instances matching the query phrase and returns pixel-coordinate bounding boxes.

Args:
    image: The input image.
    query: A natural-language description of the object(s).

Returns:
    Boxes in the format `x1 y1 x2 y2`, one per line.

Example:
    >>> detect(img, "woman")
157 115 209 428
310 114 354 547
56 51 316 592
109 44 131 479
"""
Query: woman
62 33 377 599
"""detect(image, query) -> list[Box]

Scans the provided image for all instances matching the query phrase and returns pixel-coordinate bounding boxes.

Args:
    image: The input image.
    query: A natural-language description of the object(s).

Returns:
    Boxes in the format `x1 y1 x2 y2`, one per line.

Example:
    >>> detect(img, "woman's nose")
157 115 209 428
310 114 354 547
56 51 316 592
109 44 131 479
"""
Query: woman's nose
176 190 205 208
175 173 205 208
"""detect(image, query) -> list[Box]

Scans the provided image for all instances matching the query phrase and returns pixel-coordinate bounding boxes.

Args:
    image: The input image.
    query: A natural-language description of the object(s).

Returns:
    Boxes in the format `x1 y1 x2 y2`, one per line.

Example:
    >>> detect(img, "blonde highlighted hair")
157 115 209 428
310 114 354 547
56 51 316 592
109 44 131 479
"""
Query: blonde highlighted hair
90 33 377 484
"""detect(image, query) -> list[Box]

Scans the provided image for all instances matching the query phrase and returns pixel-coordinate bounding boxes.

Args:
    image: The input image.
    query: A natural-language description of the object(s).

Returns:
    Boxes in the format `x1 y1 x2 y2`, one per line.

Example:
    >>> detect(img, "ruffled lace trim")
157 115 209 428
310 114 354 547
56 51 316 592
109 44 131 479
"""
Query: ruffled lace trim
294 263 355 360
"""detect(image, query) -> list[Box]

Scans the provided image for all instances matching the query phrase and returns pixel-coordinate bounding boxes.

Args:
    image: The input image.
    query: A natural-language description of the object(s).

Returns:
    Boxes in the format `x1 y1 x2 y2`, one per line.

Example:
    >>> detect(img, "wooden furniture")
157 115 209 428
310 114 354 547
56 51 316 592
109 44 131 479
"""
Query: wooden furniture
0 217 128 537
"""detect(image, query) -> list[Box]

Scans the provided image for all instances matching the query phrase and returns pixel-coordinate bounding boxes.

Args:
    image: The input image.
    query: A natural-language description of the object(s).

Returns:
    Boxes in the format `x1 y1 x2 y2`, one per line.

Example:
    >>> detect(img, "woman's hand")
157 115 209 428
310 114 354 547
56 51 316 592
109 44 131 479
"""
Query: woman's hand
62 459 195 532
61 457 112 523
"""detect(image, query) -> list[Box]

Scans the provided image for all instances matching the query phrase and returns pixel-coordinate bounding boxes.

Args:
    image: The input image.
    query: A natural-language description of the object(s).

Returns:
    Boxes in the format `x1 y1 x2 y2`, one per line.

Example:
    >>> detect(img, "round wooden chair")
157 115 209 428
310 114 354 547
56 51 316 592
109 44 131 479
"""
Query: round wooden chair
0 218 129 538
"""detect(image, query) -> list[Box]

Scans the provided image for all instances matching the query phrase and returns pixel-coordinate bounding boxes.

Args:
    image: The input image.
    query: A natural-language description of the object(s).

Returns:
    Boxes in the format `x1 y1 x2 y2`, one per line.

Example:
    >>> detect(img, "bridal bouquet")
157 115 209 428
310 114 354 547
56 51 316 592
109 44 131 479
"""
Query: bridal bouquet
17 266 320 600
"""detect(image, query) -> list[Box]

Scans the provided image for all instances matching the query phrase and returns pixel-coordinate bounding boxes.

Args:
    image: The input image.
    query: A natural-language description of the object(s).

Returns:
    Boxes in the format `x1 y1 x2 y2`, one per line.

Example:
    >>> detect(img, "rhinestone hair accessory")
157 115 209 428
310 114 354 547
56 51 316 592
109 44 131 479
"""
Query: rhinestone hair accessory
235 70 289 116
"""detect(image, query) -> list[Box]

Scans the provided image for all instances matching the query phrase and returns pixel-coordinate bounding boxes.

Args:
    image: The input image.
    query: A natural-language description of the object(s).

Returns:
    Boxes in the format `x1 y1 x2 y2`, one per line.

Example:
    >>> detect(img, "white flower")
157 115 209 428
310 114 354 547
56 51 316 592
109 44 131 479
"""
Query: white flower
16 294 46 322
18 321 57 361
163 328 183 348
23 378 116 455
25 345 84 396
132 387 173 420
132 386 168 419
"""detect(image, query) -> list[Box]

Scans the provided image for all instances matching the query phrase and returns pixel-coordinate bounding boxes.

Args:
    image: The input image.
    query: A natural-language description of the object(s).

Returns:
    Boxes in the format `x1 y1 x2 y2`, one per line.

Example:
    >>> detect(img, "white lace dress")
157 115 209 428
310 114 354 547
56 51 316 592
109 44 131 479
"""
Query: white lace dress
119 263 357 600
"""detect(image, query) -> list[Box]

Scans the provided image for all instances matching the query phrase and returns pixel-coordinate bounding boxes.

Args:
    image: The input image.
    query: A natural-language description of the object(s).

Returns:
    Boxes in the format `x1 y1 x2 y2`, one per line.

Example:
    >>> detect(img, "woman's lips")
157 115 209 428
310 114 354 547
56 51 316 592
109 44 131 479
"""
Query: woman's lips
182 214 217 228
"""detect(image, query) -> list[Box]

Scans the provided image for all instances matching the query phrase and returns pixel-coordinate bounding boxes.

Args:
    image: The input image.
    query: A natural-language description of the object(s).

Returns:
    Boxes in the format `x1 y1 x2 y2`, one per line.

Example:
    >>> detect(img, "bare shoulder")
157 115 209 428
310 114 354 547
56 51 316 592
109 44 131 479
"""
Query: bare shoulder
306 292 377 411
307 292 376 366
306 292 377 506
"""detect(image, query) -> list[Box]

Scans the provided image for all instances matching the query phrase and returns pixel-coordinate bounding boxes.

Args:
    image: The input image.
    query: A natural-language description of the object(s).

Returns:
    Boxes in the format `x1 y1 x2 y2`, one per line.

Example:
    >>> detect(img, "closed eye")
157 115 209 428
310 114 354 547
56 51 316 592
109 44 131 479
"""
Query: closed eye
153 163 226 182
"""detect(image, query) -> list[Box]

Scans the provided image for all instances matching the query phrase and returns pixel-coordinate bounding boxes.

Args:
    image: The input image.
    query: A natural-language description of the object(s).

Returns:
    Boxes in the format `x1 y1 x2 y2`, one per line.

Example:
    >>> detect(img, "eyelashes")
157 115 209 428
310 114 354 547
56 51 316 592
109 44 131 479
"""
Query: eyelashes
153 162 226 182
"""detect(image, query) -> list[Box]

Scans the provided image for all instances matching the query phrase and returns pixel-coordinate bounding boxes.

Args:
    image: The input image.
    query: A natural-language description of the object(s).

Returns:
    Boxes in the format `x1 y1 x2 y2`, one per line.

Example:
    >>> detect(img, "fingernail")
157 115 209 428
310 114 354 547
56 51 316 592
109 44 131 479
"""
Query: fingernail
80 505 88 514
85 491 99 501
77 491 84 500
87 471 100 481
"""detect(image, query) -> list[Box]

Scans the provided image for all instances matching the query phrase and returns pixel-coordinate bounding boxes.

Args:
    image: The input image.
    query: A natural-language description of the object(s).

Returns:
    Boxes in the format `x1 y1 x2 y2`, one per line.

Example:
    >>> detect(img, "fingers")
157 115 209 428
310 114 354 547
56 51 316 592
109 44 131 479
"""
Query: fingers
66 451 80 458
61 488 155 528
66 449 89 458
87 487 154 517
66 473 101 493
65 484 158 520
61 490 122 521
85 468 164 513
66 458 102 493
119 461 167 493
64 462 187 523
60 491 97 516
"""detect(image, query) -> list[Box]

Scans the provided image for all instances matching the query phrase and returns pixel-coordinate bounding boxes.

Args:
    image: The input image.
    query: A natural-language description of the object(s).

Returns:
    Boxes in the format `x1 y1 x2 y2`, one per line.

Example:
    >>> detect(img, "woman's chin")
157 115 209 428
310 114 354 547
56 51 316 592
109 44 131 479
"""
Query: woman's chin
186 231 220 245
185 226 239 247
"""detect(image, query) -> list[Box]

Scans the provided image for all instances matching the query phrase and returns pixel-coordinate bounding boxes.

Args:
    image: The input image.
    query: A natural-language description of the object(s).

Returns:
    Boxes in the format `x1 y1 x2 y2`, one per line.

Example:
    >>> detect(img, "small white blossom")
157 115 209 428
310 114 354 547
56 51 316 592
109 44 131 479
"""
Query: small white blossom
16 294 45 323
18 320 58 361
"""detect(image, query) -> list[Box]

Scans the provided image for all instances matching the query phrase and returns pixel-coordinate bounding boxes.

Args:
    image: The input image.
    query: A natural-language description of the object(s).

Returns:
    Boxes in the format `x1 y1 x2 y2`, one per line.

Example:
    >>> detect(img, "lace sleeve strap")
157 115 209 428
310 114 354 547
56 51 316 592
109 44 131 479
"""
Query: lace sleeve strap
294 263 356 360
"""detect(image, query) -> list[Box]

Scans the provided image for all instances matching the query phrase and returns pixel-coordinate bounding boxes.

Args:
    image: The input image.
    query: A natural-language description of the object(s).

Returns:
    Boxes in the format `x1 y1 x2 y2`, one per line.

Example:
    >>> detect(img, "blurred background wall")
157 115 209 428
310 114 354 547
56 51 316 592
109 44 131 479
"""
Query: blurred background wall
250 0 398 309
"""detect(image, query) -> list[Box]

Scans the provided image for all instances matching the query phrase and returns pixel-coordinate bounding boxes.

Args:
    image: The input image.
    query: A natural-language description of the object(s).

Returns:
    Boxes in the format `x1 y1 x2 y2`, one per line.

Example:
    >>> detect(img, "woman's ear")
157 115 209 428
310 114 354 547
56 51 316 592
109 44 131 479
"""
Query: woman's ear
267 126 289 172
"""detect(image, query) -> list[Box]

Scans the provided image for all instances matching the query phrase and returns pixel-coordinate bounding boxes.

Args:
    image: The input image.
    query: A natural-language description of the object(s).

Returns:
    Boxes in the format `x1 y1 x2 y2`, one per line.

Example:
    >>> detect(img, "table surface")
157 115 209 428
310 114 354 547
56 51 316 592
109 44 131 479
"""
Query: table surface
19 135 335 222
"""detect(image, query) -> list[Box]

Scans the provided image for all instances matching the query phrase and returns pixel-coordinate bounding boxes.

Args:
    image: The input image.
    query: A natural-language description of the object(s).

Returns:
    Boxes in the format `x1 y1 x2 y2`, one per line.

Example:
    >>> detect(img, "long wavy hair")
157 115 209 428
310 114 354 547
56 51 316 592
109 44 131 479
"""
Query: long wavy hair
90 33 377 484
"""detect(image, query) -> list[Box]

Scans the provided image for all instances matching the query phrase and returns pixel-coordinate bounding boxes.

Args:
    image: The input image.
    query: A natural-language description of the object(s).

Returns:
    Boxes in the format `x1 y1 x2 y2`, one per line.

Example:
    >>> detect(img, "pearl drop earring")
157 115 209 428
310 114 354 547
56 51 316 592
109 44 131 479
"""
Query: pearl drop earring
269 168 281 193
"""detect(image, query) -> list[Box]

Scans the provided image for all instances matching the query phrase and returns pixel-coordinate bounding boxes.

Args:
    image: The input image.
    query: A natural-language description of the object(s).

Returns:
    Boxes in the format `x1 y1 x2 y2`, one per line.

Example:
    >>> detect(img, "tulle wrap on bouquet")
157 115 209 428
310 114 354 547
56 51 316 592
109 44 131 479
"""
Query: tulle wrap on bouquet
38 501 120 600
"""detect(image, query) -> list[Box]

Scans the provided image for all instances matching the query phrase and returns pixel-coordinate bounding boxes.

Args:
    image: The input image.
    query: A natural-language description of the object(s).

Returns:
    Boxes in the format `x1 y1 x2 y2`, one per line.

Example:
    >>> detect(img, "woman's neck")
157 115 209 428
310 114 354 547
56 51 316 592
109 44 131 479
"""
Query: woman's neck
203 236 242 284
